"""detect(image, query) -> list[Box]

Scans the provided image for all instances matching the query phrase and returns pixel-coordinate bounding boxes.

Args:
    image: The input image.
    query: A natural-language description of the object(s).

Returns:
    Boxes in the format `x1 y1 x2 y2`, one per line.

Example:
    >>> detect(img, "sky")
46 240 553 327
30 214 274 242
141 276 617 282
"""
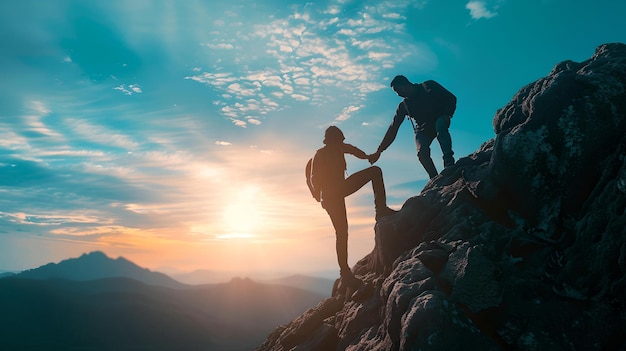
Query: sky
1 0 625 278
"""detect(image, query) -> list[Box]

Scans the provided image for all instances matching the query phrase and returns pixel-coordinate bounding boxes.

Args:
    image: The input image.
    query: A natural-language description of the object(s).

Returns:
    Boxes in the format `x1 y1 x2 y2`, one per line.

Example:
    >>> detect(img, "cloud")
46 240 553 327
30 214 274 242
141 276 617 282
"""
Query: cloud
382 13 405 20
204 42 235 50
129 84 142 93
291 94 310 101
114 84 143 95
0 1 439 271
335 105 362 122
65 118 139 150
2 113 309 244
21 101 64 140
186 1 429 125
368 52 392 61
232 119 247 128
466 1 498 19
185 72 238 86
3 211 107 227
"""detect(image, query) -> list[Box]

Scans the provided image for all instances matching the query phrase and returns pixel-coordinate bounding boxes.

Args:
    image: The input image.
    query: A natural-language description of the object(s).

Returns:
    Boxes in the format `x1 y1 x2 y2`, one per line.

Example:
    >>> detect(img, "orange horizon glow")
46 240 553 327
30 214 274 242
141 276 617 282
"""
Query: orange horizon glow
2 141 385 278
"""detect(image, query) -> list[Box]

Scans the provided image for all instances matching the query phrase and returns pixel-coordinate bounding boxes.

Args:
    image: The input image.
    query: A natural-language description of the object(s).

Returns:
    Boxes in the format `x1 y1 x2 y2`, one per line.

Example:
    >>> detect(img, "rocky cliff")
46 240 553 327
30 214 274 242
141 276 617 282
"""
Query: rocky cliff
257 43 626 351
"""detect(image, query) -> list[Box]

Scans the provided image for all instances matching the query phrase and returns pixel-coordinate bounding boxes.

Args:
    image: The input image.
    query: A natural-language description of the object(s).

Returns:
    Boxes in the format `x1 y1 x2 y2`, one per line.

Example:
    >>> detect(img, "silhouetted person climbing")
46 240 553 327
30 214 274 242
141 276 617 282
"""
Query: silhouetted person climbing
306 126 396 290
369 75 457 179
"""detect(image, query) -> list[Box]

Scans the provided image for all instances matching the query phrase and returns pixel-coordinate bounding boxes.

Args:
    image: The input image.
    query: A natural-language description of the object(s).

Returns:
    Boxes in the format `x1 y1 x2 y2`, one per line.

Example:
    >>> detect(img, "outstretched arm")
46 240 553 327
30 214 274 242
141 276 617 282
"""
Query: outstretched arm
369 103 406 163
343 143 368 160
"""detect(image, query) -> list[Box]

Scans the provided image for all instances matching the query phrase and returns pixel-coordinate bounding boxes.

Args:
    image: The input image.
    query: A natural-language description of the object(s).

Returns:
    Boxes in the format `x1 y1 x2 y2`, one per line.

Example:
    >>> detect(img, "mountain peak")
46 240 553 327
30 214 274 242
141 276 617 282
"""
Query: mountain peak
15 251 183 288
75 251 115 264
80 250 109 259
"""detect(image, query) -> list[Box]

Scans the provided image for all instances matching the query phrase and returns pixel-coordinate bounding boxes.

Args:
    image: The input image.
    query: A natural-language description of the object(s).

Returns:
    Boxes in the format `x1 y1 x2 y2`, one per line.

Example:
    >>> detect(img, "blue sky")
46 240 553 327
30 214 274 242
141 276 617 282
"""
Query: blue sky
1 0 625 276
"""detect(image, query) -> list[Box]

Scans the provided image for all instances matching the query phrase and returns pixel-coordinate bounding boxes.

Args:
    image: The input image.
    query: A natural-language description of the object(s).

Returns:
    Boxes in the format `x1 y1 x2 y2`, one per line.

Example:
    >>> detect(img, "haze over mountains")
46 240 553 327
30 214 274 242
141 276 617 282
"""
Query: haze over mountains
170 267 337 285
5 250 335 292
0 251 332 350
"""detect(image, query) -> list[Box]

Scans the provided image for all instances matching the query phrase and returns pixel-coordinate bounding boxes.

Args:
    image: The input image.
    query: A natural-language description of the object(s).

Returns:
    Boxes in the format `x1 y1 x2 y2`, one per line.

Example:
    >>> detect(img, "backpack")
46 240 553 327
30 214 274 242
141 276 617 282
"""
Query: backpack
305 158 320 202
404 81 457 132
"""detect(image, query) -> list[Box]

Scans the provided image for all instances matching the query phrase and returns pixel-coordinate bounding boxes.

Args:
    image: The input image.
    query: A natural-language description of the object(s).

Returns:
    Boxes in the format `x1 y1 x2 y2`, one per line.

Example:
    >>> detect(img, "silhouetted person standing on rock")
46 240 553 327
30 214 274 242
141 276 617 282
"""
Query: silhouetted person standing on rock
369 75 457 179
308 126 397 290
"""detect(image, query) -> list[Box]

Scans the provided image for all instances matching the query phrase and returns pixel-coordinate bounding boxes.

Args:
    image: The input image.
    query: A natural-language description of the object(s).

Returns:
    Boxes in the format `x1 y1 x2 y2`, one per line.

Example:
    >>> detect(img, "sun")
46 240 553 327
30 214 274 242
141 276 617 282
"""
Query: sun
220 185 263 239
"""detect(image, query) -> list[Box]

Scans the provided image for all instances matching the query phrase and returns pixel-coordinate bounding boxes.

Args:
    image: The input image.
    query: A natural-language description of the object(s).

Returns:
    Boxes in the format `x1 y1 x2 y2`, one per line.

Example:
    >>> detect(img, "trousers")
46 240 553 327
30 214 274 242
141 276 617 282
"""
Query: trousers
415 115 454 178
321 166 386 272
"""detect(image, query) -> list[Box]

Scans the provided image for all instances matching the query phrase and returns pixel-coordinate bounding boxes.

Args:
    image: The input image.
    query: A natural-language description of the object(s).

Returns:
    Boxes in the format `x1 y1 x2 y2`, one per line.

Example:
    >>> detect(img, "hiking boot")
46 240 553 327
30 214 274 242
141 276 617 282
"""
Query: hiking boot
443 156 455 168
375 206 398 221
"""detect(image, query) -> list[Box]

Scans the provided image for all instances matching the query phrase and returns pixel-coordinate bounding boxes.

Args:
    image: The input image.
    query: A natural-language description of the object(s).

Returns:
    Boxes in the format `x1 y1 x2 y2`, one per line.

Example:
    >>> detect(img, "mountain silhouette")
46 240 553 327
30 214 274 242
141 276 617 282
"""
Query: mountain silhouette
256 43 626 350
0 271 15 278
1 270 325 350
14 251 184 288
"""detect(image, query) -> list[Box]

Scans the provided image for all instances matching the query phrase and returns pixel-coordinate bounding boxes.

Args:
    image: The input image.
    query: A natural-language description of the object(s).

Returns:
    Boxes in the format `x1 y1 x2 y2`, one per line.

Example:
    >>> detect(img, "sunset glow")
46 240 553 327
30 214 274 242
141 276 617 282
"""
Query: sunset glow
1 0 624 279
221 186 263 238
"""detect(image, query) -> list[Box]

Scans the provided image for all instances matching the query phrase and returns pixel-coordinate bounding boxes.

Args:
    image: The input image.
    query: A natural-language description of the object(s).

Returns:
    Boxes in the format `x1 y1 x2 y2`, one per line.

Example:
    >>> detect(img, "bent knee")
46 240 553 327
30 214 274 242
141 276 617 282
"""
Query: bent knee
362 165 382 177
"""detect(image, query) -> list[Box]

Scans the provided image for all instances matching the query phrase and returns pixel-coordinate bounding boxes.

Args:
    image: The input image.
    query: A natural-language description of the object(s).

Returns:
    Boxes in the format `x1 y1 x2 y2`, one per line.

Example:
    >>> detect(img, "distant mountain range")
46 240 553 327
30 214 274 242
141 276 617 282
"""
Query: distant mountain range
0 271 15 278
0 251 329 350
170 268 337 290
7 250 336 295
263 274 335 297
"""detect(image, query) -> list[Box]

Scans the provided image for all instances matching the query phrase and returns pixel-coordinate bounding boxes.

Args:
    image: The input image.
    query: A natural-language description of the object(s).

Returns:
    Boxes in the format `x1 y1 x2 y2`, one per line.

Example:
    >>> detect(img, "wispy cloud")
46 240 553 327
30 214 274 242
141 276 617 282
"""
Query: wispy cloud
2 211 109 227
114 84 143 95
65 117 139 150
186 1 428 126
0 0 436 271
335 105 362 123
204 42 235 50
466 1 499 20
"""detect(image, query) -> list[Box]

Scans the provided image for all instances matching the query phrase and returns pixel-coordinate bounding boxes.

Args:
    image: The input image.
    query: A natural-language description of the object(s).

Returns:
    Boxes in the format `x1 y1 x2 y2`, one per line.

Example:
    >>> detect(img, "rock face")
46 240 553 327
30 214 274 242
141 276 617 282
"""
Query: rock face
256 43 626 351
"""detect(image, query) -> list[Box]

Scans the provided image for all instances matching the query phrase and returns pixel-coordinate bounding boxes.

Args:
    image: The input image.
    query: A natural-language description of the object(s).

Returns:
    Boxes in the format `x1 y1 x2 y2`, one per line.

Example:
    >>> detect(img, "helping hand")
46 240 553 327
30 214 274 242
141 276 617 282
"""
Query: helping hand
368 151 381 165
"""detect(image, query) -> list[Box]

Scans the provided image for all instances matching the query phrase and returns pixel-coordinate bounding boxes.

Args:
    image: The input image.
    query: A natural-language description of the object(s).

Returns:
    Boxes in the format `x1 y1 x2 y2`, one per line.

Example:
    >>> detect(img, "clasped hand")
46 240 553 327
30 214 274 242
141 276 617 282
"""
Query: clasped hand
367 151 381 165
